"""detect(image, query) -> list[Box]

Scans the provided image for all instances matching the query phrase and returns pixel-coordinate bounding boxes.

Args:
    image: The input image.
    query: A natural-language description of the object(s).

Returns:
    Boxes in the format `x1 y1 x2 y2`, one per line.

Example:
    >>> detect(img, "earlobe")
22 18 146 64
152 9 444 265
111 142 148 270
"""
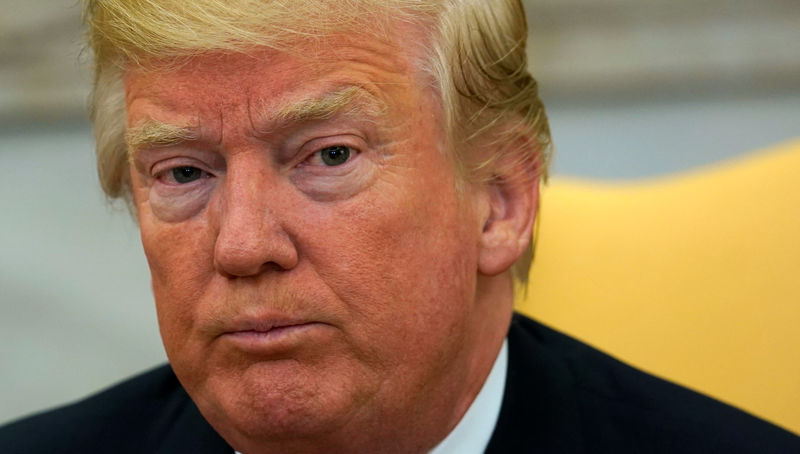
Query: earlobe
477 174 539 276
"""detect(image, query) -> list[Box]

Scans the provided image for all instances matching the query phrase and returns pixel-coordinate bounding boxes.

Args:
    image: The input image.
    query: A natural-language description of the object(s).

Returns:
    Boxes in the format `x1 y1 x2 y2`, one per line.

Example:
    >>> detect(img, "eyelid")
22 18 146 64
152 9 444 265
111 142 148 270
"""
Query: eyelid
134 146 224 175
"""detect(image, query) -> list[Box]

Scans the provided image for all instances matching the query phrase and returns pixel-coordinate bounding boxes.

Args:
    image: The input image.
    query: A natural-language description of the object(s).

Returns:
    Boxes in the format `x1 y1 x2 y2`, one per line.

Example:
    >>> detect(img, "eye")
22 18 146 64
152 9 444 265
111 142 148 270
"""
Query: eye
170 166 206 184
318 145 351 166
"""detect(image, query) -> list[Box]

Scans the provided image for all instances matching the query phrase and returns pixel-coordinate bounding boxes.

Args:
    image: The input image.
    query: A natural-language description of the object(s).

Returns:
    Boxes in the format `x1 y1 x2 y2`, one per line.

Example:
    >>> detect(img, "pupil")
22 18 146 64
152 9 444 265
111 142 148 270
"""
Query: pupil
321 146 350 166
173 167 201 183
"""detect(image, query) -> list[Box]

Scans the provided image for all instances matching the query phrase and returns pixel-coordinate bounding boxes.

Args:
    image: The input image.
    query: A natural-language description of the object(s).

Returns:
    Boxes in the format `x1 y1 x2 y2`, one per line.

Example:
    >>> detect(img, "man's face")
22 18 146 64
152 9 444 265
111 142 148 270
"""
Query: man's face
125 29 505 452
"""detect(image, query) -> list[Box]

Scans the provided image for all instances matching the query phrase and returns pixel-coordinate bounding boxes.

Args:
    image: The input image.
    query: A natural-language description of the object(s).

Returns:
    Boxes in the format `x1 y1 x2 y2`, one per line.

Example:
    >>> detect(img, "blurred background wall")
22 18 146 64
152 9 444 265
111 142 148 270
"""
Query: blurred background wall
1 0 799 425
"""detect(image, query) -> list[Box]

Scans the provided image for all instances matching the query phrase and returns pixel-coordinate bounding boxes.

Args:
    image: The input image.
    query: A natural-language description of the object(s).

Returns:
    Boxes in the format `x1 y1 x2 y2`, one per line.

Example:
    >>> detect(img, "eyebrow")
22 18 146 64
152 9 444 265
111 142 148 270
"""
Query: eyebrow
125 86 387 160
269 85 387 126
126 120 198 161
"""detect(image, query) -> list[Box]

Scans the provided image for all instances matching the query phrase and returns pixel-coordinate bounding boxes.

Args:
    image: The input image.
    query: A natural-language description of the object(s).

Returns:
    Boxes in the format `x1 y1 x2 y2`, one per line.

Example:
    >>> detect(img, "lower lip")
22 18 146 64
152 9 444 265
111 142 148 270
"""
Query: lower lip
222 323 325 353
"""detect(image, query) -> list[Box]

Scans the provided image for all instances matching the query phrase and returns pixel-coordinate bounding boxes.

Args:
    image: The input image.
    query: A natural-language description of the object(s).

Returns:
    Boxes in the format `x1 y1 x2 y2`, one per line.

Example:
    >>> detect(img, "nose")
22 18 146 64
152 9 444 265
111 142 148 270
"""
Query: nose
212 164 299 278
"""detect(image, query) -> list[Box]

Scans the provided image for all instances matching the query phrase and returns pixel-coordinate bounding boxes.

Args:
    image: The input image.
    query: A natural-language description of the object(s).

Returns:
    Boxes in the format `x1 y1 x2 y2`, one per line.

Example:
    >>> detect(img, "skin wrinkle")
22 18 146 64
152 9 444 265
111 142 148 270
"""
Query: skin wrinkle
249 86 391 167
128 84 388 163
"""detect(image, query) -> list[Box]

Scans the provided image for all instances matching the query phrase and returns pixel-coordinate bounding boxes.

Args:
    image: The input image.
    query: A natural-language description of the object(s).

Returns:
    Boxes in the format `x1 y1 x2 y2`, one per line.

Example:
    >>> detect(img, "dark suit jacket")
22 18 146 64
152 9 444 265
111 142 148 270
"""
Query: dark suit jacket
2 313 798 453
484 314 800 453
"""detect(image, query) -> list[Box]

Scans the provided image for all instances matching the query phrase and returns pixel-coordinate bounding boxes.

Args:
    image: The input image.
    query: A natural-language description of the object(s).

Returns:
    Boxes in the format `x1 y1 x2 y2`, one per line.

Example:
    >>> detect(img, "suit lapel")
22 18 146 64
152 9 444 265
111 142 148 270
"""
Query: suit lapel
485 314 585 453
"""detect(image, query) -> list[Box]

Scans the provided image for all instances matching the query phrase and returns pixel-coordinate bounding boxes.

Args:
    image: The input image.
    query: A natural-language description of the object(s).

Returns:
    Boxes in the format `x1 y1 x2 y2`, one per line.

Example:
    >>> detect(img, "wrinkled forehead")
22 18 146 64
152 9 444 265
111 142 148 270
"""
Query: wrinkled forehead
121 15 438 103
122 28 449 154
123 29 435 120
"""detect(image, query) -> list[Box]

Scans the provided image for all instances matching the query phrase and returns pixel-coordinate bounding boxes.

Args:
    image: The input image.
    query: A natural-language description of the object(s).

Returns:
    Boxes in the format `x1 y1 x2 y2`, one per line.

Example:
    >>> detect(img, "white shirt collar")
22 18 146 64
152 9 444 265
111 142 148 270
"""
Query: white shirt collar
428 339 508 454
234 340 508 454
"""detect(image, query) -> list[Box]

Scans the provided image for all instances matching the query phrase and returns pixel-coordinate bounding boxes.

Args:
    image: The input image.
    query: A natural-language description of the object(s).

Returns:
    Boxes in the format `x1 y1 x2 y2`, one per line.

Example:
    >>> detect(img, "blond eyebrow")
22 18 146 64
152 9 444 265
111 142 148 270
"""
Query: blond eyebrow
272 85 386 124
125 120 198 161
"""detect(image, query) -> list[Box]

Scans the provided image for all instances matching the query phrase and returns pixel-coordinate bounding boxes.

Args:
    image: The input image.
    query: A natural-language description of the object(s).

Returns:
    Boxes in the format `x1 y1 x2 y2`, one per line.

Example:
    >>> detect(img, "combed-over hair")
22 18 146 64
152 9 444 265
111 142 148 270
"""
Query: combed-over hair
83 0 551 282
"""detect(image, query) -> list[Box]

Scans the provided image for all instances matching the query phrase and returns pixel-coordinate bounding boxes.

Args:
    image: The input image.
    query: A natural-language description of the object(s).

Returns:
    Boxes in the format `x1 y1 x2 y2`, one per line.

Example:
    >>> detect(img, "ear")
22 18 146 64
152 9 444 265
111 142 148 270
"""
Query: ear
477 171 539 277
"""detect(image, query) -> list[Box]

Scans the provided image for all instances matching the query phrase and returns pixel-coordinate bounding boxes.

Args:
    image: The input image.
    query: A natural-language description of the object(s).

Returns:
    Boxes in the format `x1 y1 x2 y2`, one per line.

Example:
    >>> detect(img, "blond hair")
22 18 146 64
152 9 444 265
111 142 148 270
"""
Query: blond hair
84 0 551 282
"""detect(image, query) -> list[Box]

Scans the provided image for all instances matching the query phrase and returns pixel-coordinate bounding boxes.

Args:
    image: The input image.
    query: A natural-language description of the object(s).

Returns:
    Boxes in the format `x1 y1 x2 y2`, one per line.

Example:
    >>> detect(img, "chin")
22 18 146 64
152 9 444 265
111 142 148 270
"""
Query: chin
192 358 372 444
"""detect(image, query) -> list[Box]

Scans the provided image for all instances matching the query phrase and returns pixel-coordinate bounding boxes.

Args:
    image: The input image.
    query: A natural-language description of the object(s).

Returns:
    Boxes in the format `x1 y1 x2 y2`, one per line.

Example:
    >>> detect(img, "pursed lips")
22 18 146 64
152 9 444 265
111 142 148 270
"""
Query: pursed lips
227 318 314 334
219 317 329 353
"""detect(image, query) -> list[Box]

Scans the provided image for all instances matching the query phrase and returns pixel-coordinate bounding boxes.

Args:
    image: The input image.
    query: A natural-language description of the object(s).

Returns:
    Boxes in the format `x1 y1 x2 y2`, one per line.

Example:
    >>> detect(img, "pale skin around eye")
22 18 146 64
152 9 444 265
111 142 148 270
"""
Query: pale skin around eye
140 143 367 223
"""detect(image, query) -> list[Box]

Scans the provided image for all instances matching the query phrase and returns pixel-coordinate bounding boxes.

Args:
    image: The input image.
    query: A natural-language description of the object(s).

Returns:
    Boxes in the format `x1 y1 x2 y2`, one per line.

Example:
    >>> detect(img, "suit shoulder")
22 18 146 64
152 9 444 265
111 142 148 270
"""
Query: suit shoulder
508 313 800 452
0 364 188 453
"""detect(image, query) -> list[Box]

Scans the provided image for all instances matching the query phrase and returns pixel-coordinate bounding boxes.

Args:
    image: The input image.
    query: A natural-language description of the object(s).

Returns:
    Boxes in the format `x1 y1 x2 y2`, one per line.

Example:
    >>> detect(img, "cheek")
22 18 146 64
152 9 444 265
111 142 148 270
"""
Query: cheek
134 169 213 284
302 171 479 349
138 211 215 336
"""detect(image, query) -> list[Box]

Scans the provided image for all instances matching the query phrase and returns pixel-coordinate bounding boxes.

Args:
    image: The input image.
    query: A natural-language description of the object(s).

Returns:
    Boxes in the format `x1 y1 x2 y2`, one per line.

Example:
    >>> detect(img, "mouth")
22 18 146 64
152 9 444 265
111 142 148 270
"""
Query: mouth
220 319 328 354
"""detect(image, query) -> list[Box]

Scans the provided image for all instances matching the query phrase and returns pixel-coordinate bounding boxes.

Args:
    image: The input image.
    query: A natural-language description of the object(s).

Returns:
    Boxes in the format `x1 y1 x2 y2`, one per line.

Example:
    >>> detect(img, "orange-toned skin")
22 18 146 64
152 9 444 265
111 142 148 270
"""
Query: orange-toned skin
125 29 535 454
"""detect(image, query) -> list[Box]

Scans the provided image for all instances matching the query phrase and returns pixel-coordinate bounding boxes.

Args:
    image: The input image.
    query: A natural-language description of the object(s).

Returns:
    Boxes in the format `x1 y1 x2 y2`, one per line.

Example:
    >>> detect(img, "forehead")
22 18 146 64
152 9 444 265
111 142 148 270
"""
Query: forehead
123 27 432 113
